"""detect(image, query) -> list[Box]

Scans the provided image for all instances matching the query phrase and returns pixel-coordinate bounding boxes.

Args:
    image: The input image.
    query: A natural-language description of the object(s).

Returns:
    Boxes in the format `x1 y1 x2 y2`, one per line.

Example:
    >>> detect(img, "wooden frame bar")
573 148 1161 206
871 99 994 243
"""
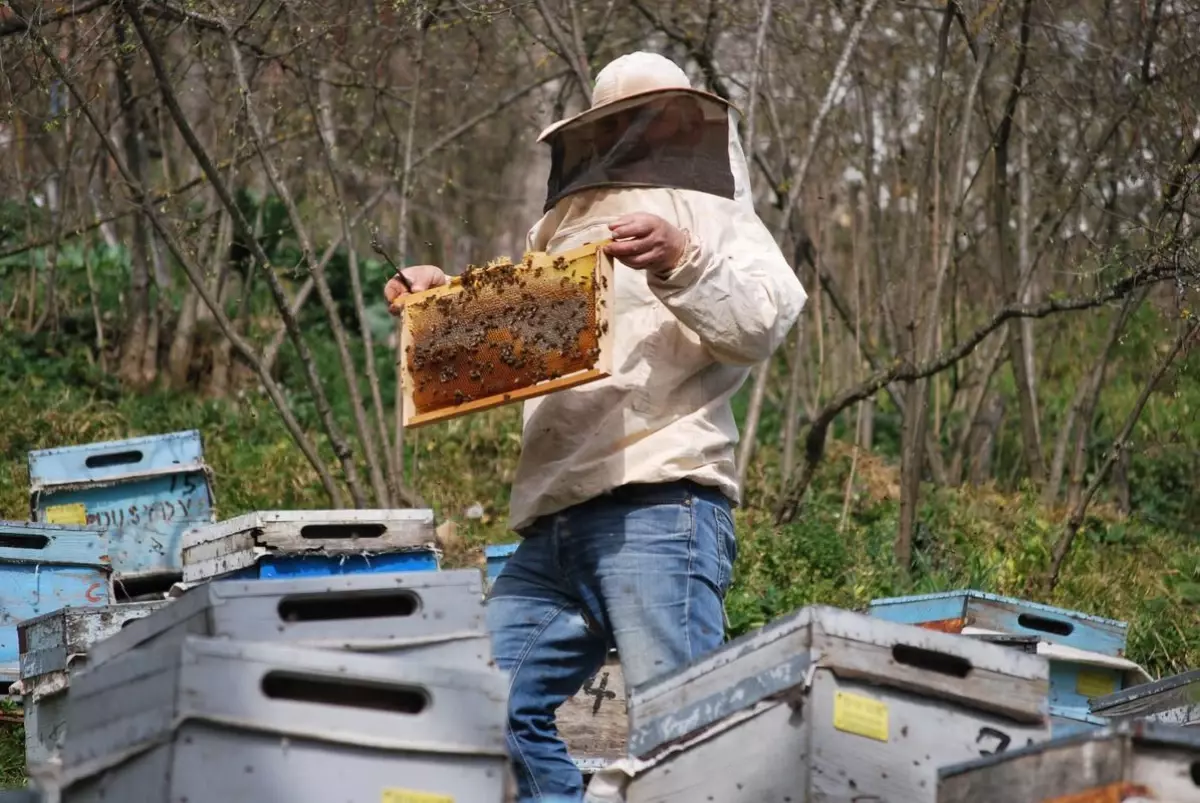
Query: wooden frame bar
395 240 615 429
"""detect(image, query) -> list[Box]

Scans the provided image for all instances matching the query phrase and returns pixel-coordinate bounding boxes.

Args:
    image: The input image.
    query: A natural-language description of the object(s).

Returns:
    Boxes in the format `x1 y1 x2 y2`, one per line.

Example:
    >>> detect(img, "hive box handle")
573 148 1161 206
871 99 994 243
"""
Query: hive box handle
298 523 387 539
1016 613 1074 637
261 671 427 715
277 590 420 622
85 449 144 469
892 644 973 678
0 535 49 550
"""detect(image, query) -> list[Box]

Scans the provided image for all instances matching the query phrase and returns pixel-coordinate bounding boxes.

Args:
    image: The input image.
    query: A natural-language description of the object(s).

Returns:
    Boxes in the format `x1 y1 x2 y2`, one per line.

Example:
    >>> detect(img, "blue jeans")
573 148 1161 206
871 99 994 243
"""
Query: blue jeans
485 480 738 803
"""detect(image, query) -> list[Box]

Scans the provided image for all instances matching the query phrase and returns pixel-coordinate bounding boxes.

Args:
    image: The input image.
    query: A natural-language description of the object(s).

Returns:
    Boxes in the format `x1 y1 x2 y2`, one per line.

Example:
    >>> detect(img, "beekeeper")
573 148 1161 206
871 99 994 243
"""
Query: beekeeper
385 51 807 802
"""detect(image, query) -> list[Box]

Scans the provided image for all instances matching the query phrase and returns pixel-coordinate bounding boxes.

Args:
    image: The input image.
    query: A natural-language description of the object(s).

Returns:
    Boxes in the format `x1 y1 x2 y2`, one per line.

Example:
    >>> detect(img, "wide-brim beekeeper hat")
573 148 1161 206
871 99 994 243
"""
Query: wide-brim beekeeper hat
536 51 740 143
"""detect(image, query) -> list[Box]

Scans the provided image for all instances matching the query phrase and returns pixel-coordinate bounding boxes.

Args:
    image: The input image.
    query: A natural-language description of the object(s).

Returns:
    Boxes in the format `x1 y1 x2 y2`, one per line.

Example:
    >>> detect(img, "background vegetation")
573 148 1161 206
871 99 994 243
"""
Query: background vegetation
1 0 1198 788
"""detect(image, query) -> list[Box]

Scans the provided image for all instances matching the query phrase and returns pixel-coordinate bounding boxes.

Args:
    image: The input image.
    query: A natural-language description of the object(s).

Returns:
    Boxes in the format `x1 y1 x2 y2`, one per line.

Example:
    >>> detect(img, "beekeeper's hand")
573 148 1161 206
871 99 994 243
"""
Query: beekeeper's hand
385 265 448 316
605 213 687 276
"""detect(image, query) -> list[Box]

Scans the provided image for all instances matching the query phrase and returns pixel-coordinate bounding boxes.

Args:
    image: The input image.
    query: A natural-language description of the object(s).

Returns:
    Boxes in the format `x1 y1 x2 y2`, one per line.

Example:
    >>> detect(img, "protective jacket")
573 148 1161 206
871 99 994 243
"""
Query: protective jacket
507 83 808 531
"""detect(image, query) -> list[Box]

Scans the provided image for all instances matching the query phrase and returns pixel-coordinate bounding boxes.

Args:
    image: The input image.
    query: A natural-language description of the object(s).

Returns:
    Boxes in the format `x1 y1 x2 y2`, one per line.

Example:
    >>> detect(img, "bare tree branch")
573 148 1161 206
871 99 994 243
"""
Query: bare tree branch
220 12 389 507
774 261 1188 526
121 0 370 505
1 0 109 38
1046 315 1198 590
27 18 345 505
736 0 882 485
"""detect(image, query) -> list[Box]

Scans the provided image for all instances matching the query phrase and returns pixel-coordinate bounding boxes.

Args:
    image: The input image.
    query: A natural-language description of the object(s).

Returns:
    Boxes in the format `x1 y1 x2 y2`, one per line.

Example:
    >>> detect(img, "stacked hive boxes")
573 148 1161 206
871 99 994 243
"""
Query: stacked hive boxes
1 522 116 772
41 570 508 802
16 603 166 765
1 523 113 692
17 500 511 801
937 720 1200 801
603 605 1055 802
180 509 441 582
579 590 1199 802
867 590 1154 734
27 430 216 597
9 431 215 766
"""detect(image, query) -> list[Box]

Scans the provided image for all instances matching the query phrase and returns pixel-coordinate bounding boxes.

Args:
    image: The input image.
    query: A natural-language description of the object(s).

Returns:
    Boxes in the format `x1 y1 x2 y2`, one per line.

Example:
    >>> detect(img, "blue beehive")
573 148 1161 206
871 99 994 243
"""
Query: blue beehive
484 542 519 592
0 522 112 685
867 589 1152 736
180 509 441 583
28 430 215 584
866 589 1129 655
222 550 441 579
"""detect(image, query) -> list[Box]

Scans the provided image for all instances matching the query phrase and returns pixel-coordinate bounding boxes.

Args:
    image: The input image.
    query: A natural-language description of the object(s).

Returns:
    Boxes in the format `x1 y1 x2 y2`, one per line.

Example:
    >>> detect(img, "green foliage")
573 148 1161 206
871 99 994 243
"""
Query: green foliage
0 698 22 790
0 233 1196 788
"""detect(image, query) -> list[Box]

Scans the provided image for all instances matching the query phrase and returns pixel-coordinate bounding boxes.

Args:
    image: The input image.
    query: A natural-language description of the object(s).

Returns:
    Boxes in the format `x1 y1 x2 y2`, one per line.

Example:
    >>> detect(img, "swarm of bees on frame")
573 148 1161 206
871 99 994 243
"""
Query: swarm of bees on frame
405 249 611 413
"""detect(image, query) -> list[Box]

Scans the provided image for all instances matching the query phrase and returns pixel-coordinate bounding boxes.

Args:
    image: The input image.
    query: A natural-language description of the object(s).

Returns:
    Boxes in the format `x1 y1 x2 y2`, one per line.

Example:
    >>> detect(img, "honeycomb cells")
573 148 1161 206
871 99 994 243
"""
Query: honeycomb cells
405 254 603 414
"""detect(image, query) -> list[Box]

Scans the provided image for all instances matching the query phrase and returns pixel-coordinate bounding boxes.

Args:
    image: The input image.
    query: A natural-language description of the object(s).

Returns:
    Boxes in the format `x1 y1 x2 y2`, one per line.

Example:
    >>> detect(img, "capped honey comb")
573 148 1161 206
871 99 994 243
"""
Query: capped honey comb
395 240 614 428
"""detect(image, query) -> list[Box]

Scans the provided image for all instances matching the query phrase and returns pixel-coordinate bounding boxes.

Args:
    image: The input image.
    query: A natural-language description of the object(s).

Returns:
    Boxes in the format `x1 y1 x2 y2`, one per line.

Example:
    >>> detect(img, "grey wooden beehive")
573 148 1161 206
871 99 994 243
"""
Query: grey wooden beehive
936 720 1200 802
1090 668 1200 728
0 791 43 802
86 568 491 671
181 508 438 582
56 635 510 802
622 605 1053 803
17 602 167 765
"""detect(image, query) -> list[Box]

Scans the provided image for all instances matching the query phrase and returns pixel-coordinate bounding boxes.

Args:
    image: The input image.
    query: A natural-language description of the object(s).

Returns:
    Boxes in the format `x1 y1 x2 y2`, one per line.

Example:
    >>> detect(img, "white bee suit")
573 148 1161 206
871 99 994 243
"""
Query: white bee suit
507 61 808 532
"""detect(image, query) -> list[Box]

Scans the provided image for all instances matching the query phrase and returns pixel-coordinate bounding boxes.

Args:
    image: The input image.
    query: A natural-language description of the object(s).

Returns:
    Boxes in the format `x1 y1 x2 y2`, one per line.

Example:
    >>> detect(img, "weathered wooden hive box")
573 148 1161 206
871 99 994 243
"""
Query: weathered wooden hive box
180 509 440 583
27 431 215 589
620 605 1053 803
867 590 1152 735
0 522 112 687
936 720 1200 802
484 540 627 775
53 635 510 802
1091 668 1200 728
396 241 615 428
87 569 490 671
0 790 43 802
16 602 167 765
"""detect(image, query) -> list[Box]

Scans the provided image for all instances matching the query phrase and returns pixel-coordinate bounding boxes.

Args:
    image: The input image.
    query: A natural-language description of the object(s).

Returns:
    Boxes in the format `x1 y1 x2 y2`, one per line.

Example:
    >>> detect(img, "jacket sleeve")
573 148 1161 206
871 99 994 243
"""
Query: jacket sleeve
645 202 808 366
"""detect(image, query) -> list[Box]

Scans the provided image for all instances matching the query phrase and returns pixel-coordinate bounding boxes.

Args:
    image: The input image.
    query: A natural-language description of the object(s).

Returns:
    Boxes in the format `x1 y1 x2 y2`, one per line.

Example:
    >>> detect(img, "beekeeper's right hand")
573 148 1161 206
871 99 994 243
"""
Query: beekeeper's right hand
384 265 448 316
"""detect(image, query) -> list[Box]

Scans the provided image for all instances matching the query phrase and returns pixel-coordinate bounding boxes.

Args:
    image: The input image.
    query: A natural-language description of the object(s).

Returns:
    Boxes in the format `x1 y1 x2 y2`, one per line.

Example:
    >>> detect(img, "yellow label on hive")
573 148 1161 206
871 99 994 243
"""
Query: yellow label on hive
381 790 454 803
1075 669 1117 698
833 690 889 742
44 503 87 525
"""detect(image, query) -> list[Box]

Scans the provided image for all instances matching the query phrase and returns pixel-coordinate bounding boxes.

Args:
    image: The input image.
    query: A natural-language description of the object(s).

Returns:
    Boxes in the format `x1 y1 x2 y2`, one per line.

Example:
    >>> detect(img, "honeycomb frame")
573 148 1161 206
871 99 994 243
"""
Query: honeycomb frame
394 240 615 429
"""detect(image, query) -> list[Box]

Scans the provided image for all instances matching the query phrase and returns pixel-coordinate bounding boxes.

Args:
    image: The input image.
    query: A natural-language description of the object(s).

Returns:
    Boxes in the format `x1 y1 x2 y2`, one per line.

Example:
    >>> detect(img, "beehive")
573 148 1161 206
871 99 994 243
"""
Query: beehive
394 241 614 428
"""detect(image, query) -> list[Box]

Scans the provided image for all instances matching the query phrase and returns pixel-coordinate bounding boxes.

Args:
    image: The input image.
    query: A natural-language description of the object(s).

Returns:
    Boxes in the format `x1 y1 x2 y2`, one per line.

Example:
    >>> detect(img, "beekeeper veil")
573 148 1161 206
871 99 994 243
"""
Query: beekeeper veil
538 52 754 212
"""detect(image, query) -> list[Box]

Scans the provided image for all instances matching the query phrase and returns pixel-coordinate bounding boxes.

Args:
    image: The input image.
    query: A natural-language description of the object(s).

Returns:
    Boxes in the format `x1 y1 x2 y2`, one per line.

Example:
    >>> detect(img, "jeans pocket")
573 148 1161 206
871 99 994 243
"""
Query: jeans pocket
713 503 737 595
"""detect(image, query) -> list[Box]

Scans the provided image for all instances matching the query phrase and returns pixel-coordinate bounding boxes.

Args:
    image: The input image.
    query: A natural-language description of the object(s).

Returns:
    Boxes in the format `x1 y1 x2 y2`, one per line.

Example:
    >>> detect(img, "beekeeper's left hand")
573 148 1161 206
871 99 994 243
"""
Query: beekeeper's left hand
605 213 686 276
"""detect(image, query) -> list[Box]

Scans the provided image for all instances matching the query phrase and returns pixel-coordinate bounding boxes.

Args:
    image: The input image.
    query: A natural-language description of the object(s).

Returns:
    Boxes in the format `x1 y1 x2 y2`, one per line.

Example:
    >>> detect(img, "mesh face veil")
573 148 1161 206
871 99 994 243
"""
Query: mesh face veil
542 91 751 212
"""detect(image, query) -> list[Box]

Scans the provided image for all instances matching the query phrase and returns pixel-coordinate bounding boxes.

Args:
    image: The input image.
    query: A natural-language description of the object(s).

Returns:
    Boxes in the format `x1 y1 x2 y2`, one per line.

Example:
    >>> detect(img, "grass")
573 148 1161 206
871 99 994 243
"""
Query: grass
0 327 1197 788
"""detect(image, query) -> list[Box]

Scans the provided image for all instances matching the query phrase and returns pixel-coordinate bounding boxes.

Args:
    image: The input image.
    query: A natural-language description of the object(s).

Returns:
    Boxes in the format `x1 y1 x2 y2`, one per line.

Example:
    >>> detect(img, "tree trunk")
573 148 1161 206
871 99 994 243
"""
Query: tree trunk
113 12 154 388
990 0 1045 486
1065 290 1149 510
896 1 954 572
949 334 1007 485
37 27 347 506
1049 316 1199 589
171 210 231 388
83 235 107 370
967 391 1005 485
1043 292 1140 506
